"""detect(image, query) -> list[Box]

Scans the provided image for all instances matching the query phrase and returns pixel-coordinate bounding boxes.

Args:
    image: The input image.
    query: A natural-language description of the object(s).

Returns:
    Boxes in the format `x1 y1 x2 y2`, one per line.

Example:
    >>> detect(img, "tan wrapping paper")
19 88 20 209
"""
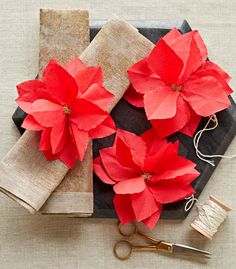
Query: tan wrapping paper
40 145 93 216
0 15 153 214
0 9 90 213
39 9 90 75
38 9 93 215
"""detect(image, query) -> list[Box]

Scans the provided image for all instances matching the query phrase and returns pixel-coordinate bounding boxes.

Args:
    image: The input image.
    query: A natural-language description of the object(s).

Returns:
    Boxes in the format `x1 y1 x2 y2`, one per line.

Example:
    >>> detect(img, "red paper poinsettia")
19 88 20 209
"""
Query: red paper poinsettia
93 128 200 229
126 28 233 138
16 58 116 168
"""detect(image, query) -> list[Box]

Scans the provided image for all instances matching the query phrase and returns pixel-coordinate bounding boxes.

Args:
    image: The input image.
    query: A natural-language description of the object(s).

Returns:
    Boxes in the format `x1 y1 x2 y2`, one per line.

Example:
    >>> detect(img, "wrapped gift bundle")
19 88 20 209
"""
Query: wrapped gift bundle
1 9 236 229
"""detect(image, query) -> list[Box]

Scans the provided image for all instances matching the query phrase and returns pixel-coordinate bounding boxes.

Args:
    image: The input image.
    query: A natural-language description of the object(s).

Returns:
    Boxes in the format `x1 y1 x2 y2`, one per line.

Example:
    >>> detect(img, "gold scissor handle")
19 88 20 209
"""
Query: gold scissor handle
118 222 161 244
113 240 133 260
118 222 137 237
114 240 158 260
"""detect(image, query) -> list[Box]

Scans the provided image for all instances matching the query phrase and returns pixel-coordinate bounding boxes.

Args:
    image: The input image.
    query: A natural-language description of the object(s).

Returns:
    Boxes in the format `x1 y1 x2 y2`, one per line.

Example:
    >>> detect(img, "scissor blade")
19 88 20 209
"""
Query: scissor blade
172 244 212 258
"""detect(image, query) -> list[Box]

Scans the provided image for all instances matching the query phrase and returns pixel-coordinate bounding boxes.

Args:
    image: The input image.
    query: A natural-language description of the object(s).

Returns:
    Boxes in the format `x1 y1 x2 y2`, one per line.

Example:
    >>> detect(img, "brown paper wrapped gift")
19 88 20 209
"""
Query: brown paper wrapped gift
0 14 153 214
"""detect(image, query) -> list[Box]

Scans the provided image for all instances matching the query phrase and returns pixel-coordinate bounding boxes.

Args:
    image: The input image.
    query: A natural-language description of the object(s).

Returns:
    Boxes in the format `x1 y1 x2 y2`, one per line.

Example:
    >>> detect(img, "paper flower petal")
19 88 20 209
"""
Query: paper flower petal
168 30 207 83
74 66 104 95
114 177 145 194
93 157 116 185
150 182 195 204
191 64 233 96
123 84 144 108
181 75 231 116
162 28 182 44
200 61 231 82
179 112 201 137
115 136 141 170
144 139 178 173
21 115 43 131
43 149 58 161
166 29 207 61
42 60 78 104
39 128 51 151
155 158 197 180
89 115 116 139
171 172 200 185
50 116 67 154
99 147 138 181
143 143 170 172
175 35 203 83
191 30 208 61
144 87 179 120
31 99 64 128
17 84 56 103
58 137 77 169
150 97 191 137
140 128 167 155
64 57 86 77
128 58 165 94
16 80 45 97
16 85 58 114
81 83 114 111
115 129 146 168
16 98 33 114
131 187 159 221
70 99 108 131
114 194 136 225
70 123 90 161
147 39 184 85
142 205 162 229
148 142 197 179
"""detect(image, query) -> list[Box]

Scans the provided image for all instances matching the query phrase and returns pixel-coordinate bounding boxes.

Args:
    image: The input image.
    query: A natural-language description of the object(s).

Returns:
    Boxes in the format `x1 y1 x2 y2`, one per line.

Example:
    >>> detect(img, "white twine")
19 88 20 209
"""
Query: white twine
191 199 228 238
193 114 236 166
185 195 198 212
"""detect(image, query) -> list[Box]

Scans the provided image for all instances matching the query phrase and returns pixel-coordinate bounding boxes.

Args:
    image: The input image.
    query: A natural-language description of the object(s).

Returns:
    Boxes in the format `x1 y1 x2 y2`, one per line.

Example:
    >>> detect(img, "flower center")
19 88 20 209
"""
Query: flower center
142 172 152 180
171 84 182 91
63 105 71 115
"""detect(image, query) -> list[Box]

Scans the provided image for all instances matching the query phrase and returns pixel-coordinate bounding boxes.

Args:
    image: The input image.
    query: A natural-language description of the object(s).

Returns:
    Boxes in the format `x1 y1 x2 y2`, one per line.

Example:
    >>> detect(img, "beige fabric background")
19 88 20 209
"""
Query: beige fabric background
0 0 236 268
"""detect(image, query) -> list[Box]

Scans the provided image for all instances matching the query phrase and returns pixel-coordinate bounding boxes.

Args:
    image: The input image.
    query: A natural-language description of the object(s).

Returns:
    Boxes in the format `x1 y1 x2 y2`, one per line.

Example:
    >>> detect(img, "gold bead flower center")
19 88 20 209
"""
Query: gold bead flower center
142 172 152 180
171 84 182 91
63 105 71 115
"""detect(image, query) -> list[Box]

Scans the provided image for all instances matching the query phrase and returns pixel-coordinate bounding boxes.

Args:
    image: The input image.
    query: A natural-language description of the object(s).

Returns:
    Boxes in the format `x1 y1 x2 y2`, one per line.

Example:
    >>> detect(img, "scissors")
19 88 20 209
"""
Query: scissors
114 223 211 260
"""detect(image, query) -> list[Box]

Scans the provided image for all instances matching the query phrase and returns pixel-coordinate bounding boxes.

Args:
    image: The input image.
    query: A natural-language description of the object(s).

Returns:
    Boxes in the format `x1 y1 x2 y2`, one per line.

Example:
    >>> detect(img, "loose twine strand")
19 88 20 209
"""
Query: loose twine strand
193 114 236 166
185 113 235 211
185 194 198 212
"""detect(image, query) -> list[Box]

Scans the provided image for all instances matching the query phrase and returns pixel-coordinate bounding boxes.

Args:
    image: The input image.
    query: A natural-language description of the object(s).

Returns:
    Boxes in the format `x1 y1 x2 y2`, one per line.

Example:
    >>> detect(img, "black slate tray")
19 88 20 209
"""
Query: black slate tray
12 20 236 219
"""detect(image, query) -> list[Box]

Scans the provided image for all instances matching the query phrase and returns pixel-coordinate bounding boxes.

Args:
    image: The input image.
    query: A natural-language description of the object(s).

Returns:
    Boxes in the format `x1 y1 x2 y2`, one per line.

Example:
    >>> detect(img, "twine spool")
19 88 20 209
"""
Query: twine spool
191 195 231 240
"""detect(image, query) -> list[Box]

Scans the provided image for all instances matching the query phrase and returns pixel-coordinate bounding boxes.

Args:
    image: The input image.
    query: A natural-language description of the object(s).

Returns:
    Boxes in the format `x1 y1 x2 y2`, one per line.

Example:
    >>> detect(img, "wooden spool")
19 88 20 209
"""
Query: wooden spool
191 195 231 240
